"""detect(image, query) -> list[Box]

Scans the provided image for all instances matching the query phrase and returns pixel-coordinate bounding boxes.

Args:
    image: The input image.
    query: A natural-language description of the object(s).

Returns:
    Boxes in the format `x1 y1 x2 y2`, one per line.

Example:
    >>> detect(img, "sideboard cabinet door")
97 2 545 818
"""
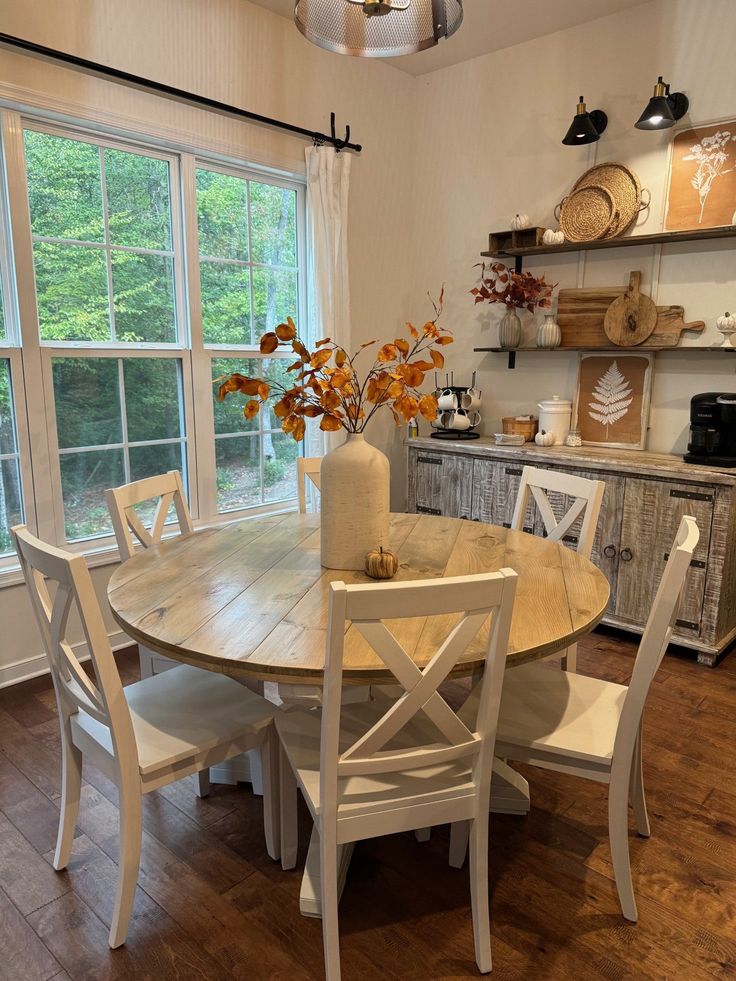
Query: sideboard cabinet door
411 450 473 518
615 477 714 632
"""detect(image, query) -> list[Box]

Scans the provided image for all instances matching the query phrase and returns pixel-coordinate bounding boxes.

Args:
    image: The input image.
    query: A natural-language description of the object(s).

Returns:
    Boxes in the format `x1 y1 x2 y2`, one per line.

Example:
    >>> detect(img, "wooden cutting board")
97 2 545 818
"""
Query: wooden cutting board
557 287 705 349
603 271 658 346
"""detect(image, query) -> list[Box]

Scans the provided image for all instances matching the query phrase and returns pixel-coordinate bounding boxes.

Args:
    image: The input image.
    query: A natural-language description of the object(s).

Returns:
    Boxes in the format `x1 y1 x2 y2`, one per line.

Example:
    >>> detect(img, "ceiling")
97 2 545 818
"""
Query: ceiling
250 0 649 75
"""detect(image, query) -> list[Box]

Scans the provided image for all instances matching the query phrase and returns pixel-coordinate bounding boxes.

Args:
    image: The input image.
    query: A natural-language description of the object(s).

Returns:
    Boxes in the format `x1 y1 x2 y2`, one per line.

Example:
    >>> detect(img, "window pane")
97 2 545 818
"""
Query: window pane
250 182 296 267
129 441 185 485
216 436 260 511
111 252 176 344
52 358 122 449
263 431 298 504
212 357 259 435
252 267 298 337
60 448 125 541
105 148 172 251
0 277 5 341
0 459 23 556
0 359 17 455
200 261 251 346
196 169 248 260
124 359 182 443
24 131 104 242
34 242 110 342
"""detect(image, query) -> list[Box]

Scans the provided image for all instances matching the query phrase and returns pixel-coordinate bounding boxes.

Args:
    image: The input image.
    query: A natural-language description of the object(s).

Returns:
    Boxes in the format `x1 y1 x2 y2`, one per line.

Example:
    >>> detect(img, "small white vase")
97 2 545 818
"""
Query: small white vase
320 433 390 571
536 313 562 350
499 308 522 350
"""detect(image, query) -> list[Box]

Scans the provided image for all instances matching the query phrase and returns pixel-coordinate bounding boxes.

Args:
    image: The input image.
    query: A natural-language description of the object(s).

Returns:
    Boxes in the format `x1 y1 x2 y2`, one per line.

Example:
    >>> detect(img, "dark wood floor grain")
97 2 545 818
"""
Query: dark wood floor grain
1 632 735 980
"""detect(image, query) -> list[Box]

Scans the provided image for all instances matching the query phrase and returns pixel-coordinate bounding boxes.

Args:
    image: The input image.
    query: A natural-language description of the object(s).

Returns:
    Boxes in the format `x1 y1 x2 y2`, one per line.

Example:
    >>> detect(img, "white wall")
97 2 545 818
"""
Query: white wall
388 0 736 510
0 0 417 683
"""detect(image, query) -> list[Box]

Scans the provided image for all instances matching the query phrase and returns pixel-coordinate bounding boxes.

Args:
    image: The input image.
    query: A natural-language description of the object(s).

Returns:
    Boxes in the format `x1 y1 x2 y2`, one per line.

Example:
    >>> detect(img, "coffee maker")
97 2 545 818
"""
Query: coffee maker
683 393 736 467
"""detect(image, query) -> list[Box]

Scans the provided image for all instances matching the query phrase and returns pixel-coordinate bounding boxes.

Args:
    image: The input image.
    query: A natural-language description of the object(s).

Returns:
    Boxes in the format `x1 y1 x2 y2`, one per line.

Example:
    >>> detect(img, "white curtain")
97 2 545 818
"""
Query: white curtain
305 145 351 454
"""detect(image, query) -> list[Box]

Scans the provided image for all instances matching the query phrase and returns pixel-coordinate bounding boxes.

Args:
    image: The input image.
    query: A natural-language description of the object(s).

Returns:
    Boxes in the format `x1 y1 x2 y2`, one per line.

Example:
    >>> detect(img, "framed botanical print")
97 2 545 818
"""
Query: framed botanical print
665 119 736 231
572 353 653 451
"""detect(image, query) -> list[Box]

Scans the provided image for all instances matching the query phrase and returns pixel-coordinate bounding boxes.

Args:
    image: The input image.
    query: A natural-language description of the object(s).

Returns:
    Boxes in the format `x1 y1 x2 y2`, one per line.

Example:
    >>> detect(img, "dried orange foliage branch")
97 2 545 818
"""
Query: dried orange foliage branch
215 291 453 442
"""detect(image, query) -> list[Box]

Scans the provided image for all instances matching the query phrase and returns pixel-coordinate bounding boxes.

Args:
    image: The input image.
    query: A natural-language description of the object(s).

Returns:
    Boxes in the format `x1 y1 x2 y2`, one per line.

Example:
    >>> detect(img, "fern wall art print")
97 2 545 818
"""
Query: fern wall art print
573 353 653 450
665 119 736 231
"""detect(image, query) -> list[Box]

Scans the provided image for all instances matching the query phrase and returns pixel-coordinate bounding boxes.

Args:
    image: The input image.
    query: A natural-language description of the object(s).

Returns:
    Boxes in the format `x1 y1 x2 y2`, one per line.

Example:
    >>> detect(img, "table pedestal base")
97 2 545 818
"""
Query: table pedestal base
298 757 530 917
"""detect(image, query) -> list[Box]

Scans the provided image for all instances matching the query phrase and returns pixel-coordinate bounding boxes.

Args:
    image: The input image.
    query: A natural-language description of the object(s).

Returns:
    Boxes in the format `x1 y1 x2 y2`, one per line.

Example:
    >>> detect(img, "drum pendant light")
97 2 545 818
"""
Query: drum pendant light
562 97 608 146
635 76 689 130
294 0 463 57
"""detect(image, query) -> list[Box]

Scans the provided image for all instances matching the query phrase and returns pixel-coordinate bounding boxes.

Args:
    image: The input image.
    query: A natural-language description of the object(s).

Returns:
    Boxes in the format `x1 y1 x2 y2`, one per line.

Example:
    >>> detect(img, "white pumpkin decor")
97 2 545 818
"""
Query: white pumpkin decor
716 311 736 347
510 213 531 230
535 430 556 447
543 228 565 245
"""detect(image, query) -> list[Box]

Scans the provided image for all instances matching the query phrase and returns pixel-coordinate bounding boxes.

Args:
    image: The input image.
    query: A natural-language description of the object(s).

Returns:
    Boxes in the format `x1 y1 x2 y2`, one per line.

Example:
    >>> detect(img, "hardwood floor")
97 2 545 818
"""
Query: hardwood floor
1 632 735 980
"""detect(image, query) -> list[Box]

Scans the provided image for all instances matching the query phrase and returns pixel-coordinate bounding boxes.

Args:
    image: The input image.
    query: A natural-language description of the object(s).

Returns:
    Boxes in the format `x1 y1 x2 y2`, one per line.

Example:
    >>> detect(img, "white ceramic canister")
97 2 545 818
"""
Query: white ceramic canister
537 396 572 445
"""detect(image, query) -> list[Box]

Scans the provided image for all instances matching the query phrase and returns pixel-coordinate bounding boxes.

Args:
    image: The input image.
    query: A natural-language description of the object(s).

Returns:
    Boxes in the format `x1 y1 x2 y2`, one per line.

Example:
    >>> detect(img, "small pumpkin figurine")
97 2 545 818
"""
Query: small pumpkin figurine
365 546 399 580
510 213 531 231
716 311 736 347
534 429 555 447
542 228 565 246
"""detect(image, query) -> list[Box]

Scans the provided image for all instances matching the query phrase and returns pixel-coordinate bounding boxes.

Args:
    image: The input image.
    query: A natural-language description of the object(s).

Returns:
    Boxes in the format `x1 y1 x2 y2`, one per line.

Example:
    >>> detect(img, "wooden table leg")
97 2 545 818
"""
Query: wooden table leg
299 825 355 918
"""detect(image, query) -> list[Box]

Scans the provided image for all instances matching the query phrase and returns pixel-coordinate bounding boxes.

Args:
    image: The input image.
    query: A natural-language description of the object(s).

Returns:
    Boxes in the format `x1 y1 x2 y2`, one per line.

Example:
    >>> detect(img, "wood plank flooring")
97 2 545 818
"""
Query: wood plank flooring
1 632 735 980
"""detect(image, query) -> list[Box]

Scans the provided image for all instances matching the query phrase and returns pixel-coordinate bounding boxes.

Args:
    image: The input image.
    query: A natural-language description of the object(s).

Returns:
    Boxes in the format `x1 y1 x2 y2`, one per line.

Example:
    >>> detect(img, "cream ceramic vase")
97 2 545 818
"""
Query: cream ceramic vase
536 313 562 349
320 433 390 571
499 308 522 350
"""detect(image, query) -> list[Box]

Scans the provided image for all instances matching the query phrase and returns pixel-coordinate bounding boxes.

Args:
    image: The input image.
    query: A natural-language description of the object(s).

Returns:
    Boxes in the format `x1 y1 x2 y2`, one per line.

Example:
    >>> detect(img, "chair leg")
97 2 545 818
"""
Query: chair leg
629 728 650 838
469 816 492 974
195 769 211 798
319 824 342 981
561 643 577 673
279 743 299 871
109 785 143 949
53 729 82 871
449 820 470 869
608 770 638 922
260 730 280 862
414 828 431 843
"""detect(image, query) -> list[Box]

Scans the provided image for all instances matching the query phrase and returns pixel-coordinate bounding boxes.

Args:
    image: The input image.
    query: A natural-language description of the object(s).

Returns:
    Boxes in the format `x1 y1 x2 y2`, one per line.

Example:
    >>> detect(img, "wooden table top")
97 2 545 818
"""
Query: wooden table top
107 512 610 685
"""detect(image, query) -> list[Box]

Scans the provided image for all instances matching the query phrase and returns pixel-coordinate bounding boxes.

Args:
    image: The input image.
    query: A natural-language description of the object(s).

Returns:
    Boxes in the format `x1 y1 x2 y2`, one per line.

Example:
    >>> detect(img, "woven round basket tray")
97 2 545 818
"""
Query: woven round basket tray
559 184 617 242
572 162 645 237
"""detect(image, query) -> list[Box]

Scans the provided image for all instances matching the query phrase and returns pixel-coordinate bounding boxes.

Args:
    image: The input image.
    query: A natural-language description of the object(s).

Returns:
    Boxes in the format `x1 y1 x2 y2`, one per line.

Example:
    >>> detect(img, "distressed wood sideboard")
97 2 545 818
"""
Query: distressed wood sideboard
407 436 736 666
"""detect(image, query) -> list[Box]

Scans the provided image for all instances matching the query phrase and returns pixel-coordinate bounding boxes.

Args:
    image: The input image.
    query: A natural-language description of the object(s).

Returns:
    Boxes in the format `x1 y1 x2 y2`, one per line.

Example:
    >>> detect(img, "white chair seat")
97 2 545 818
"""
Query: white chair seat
277 694 475 826
495 662 628 766
73 664 276 777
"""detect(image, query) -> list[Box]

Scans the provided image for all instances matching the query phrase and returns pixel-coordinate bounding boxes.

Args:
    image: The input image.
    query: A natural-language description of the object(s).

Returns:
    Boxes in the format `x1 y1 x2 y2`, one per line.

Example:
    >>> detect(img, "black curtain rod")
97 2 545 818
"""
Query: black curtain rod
0 31 362 153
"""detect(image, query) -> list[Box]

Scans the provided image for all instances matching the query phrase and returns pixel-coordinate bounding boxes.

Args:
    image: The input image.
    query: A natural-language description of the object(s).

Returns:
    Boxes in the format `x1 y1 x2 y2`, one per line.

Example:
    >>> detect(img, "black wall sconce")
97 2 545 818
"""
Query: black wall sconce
562 96 608 146
635 76 689 130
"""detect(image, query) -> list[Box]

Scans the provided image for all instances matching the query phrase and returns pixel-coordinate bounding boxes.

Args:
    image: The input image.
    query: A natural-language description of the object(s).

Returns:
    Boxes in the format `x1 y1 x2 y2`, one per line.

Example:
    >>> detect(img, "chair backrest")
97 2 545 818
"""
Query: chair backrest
297 456 322 514
319 570 518 819
11 525 136 760
106 470 192 561
511 465 605 558
614 515 699 764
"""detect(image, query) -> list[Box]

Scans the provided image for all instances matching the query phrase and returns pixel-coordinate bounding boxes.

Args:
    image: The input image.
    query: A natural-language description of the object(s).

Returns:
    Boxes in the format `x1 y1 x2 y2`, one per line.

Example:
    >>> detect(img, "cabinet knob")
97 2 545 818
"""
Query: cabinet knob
620 547 633 562
603 544 617 558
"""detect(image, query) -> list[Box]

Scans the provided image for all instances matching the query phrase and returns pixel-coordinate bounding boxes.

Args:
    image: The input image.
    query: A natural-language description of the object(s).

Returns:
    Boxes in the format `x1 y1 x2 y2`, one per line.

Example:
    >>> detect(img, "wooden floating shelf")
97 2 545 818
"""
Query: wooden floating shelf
474 346 736 353
481 225 736 259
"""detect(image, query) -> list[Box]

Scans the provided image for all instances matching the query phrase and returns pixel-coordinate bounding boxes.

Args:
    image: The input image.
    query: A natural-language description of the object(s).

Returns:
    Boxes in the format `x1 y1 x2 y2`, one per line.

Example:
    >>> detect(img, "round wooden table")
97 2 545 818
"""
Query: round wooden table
108 511 609 917
107 511 610 684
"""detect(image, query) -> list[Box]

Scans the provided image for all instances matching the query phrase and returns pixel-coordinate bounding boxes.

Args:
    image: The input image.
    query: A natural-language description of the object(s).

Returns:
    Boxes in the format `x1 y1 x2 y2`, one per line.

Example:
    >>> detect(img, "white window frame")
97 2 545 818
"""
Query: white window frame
0 107 308 579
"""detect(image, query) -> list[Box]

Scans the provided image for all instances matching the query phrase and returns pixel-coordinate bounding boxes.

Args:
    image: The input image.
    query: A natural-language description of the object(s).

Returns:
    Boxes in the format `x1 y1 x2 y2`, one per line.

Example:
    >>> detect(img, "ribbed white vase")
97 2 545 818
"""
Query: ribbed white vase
320 433 390 571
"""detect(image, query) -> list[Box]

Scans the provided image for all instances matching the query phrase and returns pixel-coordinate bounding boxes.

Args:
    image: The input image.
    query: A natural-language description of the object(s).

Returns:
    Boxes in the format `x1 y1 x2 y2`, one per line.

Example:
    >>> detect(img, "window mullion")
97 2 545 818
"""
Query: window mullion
117 358 130 482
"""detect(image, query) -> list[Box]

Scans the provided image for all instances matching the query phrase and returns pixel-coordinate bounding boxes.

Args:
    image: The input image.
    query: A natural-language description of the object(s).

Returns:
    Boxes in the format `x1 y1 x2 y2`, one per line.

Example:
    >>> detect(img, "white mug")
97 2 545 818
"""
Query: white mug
461 388 482 412
437 389 458 412
448 409 476 431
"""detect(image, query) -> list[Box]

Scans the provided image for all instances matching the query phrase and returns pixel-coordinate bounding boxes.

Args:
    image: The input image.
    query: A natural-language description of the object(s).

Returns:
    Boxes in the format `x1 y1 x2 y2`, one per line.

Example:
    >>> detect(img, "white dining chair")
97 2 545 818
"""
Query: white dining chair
450 515 699 923
511 465 605 672
297 456 321 513
11 524 280 950
277 569 518 979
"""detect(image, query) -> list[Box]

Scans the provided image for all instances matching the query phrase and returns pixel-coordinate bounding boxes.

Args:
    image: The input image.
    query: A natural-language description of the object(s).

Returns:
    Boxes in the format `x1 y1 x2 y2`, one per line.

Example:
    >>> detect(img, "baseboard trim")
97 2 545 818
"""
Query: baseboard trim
0 629 130 689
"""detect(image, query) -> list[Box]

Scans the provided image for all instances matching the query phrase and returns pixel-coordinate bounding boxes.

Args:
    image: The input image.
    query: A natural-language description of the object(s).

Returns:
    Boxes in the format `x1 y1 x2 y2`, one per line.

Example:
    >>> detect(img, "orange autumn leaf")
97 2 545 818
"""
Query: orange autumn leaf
282 413 300 433
418 394 438 422
287 360 302 372
335 348 347 367
292 417 306 442
394 338 410 357
302 404 324 418
406 322 419 339
260 332 279 354
217 377 238 400
409 359 435 372
315 337 332 347
395 394 419 421
366 377 391 404
377 343 398 363
310 349 332 369
329 369 351 390
275 320 297 341
430 348 445 369
257 382 270 400
360 340 378 349
320 413 343 432
293 340 311 363
435 335 454 345
397 364 424 388
320 389 342 411
243 400 261 420
387 379 405 399
422 321 439 338
273 397 291 418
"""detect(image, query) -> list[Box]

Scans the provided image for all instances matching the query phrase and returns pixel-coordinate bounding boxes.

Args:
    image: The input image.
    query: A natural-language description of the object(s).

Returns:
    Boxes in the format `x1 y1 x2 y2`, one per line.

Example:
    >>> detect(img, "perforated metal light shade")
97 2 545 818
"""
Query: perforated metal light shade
294 0 463 57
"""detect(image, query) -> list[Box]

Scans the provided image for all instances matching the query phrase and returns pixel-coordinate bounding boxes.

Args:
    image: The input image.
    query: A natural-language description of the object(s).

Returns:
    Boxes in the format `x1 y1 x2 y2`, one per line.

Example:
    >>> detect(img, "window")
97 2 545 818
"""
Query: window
0 110 306 568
